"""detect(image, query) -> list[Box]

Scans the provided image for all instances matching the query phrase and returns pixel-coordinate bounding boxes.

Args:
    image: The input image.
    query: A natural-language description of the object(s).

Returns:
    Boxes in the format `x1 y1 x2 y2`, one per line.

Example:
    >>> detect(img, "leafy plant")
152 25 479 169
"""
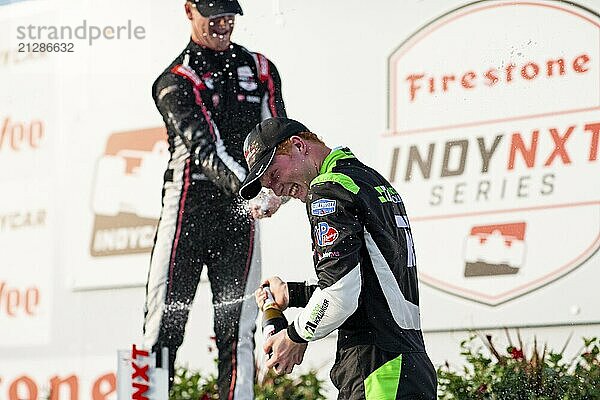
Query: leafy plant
170 366 216 400
170 364 326 400
254 367 326 400
437 331 600 399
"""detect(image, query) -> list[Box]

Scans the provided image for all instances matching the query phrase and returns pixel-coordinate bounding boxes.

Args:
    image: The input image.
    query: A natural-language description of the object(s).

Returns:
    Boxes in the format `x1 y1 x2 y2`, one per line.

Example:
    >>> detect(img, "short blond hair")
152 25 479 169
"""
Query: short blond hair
276 131 325 155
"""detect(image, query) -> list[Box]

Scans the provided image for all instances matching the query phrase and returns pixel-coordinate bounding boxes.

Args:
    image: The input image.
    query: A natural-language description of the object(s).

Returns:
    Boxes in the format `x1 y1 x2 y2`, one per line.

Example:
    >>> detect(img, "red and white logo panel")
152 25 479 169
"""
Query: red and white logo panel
464 222 526 277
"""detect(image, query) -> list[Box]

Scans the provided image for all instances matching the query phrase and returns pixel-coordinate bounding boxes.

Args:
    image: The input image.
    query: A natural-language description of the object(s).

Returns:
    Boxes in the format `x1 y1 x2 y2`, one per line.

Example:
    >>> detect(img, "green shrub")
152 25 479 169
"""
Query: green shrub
254 367 326 400
437 333 600 399
170 364 326 400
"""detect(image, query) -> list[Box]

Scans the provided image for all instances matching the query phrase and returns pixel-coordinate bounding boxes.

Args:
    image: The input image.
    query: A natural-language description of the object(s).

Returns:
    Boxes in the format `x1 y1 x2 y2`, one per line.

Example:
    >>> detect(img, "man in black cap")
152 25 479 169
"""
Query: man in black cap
242 118 437 399
143 1 286 398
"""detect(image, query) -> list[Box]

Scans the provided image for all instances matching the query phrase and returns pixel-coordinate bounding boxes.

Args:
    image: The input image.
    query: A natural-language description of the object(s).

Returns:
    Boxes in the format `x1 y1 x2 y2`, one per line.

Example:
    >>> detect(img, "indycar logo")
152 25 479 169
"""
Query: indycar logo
90 127 168 257
464 222 527 277
311 199 336 216
314 222 339 247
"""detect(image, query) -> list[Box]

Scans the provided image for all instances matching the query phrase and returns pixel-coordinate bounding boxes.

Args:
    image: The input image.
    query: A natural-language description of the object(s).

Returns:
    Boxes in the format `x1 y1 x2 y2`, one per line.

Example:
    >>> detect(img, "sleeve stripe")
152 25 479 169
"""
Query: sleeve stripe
171 64 204 89
214 125 247 182
294 264 361 341
364 230 421 330
266 72 278 117
253 53 278 117
261 92 273 119
258 54 278 117
254 53 269 82
171 64 217 141
171 64 246 180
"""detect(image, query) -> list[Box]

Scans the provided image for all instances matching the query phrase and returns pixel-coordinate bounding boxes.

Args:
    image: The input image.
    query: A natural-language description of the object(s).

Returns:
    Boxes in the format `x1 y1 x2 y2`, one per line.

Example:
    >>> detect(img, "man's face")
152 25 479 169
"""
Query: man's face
187 3 235 51
259 142 315 203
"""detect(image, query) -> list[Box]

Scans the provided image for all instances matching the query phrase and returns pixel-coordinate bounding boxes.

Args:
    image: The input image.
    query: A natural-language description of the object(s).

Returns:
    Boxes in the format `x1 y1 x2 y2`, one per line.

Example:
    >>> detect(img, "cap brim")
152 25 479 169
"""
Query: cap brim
196 3 243 17
239 148 276 200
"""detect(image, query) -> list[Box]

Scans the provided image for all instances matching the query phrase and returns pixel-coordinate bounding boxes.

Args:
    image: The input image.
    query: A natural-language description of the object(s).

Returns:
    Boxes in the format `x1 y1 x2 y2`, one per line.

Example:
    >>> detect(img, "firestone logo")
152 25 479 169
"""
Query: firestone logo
384 0 600 305
90 127 168 257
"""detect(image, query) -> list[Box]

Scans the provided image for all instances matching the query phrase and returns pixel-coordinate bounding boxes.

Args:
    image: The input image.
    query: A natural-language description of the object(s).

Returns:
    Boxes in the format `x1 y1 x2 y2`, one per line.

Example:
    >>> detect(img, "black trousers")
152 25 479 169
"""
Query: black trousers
144 164 260 400
331 344 437 400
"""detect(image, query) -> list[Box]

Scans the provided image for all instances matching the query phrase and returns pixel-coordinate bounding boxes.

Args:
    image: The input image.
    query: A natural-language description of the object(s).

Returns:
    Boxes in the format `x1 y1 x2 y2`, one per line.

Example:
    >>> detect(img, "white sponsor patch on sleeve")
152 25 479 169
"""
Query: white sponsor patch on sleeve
311 199 337 216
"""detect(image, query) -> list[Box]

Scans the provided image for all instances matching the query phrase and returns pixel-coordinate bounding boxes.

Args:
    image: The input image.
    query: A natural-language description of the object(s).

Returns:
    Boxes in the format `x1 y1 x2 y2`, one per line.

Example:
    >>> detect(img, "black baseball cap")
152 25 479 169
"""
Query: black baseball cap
240 117 309 200
190 0 243 17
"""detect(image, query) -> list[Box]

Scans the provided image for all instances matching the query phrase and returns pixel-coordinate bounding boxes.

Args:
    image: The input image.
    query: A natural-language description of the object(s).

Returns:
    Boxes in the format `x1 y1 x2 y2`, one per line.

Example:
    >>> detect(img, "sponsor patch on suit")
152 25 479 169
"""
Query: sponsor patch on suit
311 199 337 216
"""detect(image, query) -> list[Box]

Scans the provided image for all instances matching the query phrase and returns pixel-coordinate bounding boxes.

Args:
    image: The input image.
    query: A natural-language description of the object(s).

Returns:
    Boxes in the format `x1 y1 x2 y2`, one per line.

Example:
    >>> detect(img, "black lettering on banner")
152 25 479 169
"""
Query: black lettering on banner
429 185 442 206
405 143 435 181
517 175 531 198
477 135 503 173
441 139 468 177
541 173 555 196
476 180 491 201
389 147 400 183
453 182 466 204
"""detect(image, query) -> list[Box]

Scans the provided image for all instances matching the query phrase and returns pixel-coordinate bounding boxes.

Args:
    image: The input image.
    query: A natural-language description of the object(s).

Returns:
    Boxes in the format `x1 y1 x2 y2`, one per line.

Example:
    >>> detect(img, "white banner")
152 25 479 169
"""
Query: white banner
0 22 56 344
381 0 600 326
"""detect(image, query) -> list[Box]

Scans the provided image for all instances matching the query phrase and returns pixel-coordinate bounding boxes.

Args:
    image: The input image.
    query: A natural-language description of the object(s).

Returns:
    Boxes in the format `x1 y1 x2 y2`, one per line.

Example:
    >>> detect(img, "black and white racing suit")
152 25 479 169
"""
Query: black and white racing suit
285 148 437 399
143 39 286 399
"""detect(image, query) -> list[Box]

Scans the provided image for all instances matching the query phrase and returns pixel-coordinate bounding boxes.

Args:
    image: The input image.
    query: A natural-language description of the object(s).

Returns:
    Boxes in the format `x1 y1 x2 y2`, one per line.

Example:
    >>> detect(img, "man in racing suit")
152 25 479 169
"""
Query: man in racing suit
143 1 286 398
240 118 437 399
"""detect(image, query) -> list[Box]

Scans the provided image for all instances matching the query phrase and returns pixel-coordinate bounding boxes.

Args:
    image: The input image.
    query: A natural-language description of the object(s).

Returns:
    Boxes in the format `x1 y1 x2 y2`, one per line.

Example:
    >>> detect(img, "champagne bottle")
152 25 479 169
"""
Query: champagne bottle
261 286 288 341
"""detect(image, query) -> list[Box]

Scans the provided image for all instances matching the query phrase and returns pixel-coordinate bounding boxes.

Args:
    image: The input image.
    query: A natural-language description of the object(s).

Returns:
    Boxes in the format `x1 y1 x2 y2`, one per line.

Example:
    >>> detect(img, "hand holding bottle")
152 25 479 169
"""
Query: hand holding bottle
255 276 289 311
260 286 288 339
